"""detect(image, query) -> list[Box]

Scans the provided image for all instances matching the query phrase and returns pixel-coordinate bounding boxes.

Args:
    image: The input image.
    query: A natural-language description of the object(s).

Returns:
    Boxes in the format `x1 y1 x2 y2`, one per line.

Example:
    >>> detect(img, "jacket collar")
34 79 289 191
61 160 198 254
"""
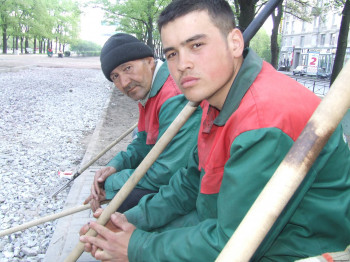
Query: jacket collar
149 60 169 98
139 60 168 106
213 48 263 126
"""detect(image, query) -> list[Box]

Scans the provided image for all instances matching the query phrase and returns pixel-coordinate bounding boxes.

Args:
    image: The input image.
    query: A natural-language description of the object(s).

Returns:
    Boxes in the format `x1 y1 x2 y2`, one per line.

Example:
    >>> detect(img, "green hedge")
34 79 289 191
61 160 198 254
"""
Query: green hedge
76 51 101 57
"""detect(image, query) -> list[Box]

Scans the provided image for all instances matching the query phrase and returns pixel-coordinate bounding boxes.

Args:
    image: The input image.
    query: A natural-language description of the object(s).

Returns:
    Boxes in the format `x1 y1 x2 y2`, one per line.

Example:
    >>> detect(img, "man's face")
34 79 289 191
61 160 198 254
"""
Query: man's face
161 11 243 109
110 57 154 101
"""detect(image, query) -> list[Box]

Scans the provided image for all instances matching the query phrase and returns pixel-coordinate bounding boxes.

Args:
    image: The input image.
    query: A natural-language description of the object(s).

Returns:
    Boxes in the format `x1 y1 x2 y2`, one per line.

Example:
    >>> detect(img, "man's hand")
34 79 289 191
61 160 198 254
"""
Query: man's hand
92 166 117 198
80 211 136 262
84 192 106 212
83 166 116 211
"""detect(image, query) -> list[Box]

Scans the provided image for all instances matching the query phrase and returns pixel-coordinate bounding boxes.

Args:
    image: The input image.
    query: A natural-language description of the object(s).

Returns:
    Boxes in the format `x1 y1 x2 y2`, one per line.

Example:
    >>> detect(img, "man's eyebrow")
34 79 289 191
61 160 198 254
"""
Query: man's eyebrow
163 34 206 54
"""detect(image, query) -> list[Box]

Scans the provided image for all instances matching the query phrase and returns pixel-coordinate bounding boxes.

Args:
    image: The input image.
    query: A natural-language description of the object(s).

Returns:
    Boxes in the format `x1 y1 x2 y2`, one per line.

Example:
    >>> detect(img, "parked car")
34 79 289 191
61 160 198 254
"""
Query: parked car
293 66 306 76
317 68 331 80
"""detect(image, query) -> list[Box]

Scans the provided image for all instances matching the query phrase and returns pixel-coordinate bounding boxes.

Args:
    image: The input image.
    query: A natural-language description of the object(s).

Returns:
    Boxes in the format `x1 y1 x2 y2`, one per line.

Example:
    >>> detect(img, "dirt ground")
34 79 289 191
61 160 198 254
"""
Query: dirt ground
91 85 139 165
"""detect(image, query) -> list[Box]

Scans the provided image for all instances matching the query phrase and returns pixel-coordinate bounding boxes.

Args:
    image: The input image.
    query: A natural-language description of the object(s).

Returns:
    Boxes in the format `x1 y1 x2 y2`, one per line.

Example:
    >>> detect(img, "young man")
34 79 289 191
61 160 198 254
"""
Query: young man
80 1 350 261
84 33 201 212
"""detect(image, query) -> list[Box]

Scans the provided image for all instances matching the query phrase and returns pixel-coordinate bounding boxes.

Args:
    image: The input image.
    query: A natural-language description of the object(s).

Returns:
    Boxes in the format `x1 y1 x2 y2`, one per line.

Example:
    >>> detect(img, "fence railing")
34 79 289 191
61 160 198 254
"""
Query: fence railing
289 75 331 97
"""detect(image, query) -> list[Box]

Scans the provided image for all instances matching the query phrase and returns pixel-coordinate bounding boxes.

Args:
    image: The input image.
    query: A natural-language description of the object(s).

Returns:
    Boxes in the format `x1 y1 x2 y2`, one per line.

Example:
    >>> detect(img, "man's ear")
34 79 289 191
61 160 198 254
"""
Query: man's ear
227 28 244 57
144 56 155 64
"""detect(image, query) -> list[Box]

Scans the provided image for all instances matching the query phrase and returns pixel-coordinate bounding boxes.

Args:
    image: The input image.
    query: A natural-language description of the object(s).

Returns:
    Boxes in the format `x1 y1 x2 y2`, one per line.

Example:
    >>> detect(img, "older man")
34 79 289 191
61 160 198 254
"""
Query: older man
84 33 201 212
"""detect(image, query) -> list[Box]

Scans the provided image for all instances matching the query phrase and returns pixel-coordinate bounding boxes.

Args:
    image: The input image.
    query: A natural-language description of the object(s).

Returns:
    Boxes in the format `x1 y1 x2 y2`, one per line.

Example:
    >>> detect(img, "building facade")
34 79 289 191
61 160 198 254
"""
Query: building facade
279 2 349 76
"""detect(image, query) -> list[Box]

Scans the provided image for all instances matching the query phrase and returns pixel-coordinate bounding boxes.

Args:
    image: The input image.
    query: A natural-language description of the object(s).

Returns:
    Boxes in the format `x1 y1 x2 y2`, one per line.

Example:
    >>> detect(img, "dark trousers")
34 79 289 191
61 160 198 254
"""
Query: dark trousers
117 188 157 213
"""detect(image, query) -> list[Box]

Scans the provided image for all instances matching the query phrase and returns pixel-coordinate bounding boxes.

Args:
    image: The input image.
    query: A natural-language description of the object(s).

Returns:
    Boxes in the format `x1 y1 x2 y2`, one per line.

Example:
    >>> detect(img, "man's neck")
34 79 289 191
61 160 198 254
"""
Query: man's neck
139 59 163 106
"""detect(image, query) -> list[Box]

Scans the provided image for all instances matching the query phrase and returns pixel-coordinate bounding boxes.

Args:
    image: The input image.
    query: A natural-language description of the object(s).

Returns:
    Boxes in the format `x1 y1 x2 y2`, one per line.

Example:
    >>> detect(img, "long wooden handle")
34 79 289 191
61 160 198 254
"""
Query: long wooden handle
64 101 199 262
78 122 138 174
51 122 138 198
0 200 111 237
0 204 91 237
216 62 350 261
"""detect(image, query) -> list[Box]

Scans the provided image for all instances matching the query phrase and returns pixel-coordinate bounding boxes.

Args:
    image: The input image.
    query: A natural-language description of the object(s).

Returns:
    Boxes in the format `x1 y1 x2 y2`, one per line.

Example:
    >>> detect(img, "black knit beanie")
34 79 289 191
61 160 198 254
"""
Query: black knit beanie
100 33 154 82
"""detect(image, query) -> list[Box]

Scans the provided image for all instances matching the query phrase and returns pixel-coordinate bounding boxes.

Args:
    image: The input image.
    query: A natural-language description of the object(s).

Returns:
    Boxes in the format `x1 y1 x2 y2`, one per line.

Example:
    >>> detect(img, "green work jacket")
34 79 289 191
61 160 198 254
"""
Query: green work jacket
104 62 202 198
125 49 350 261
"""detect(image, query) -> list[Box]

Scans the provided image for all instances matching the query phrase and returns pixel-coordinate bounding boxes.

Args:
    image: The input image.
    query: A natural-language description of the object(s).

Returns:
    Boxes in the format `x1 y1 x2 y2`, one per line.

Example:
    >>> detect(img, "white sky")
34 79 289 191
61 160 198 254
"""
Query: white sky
79 6 116 46
263 16 273 35
79 4 274 46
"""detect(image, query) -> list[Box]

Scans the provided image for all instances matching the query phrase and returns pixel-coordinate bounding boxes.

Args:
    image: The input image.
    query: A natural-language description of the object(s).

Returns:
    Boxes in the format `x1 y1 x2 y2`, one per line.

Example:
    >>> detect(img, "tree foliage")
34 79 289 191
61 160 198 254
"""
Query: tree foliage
92 0 171 58
250 28 272 62
70 39 101 56
0 0 81 54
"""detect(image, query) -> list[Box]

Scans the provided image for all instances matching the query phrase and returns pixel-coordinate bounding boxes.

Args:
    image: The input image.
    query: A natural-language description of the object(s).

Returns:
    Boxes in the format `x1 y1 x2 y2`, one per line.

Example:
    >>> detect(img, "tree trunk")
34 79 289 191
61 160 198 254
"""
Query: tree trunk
20 36 24 54
237 0 258 46
330 0 350 85
146 1 154 51
270 2 283 69
34 37 37 54
2 27 7 54
15 36 19 54
25 37 29 53
55 36 58 53
147 18 154 51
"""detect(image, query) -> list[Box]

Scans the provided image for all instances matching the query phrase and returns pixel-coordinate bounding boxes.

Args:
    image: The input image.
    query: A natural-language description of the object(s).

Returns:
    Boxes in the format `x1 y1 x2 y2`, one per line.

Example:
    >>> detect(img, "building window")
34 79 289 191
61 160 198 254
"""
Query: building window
302 21 306 32
302 54 307 66
332 13 336 26
291 21 295 34
319 16 326 29
330 33 336 46
313 17 318 29
290 37 294 46
285 22 289 34
300 36 305 47
320 34 326 46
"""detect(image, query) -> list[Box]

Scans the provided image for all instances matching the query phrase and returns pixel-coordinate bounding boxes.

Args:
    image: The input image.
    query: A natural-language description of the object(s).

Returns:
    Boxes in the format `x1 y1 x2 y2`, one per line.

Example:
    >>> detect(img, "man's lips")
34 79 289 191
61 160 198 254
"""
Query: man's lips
180 76 199 88
125 85 138 94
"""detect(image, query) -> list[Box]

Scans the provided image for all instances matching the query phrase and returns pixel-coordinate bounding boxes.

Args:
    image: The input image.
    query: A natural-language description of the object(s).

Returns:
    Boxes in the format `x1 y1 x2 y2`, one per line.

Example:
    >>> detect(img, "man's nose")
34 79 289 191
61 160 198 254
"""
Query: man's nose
177 53 193 72
119 75 131 89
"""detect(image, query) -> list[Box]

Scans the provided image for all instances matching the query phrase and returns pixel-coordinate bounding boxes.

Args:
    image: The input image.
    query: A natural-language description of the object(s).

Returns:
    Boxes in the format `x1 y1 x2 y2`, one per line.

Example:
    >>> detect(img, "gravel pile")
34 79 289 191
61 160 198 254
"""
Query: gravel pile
0 67 111 261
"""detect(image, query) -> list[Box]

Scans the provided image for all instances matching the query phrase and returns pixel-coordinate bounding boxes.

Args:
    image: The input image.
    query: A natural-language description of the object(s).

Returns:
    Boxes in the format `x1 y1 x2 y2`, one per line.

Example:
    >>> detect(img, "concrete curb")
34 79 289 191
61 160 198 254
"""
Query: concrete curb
43 88 114 262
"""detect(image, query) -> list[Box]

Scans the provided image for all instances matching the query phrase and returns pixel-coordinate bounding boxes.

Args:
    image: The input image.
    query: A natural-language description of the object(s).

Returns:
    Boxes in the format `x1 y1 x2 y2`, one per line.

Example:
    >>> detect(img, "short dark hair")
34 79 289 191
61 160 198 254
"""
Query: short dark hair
157 0 236 36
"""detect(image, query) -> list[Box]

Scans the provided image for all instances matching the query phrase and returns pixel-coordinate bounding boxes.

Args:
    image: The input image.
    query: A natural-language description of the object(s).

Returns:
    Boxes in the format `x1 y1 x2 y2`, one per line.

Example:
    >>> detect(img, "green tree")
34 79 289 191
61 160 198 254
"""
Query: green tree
70 39 101 56
0 0 19 53
93 0 171 56
0 0 81 54
250 28 271 62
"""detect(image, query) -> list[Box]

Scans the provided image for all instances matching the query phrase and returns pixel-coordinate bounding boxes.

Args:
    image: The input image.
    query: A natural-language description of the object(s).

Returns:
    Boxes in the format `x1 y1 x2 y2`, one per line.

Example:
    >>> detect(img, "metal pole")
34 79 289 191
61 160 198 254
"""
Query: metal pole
243 0 283 47
216 60 350 262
